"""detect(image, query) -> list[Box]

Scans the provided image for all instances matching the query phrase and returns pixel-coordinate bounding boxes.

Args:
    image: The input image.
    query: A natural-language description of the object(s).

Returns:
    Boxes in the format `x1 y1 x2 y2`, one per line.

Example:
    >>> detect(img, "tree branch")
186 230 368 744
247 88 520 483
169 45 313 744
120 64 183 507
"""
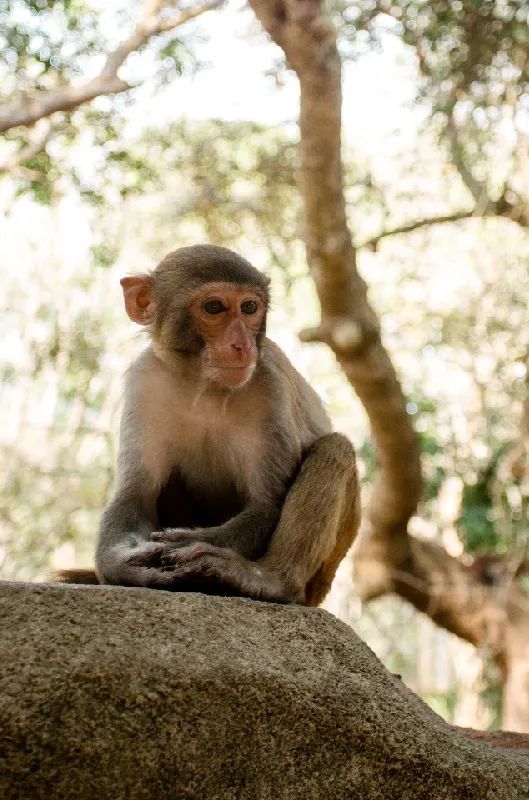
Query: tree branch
359 195 529 250
435 91 529 233
392 538 509 650
360 211 477 250
444 110 492 212
248 4 529 674
0 0 221 133
249 0 422 597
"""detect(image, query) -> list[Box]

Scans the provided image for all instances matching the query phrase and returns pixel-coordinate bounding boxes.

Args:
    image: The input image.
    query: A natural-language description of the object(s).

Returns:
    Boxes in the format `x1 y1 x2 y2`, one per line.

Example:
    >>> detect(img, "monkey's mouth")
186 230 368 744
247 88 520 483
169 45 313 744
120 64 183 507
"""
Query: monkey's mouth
206 363 255 389
209 364 251 370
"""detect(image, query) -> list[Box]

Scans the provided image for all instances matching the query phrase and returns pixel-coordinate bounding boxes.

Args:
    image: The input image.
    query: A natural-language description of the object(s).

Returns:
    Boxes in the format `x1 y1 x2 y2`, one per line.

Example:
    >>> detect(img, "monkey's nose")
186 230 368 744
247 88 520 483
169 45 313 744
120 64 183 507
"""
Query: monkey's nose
232 340 252 355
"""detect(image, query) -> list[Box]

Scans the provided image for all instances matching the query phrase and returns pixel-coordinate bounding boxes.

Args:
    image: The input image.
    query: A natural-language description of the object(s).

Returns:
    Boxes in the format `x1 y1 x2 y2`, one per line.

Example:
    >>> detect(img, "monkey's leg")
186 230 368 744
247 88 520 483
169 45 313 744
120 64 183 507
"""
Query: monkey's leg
159 542 293 600
162 433 359 605
260 432 360 605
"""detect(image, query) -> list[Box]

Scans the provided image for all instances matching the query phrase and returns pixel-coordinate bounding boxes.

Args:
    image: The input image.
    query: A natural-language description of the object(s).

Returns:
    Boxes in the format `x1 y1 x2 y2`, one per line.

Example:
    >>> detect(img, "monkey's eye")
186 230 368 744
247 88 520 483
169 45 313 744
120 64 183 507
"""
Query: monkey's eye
203 299 226 315
241 300 258 315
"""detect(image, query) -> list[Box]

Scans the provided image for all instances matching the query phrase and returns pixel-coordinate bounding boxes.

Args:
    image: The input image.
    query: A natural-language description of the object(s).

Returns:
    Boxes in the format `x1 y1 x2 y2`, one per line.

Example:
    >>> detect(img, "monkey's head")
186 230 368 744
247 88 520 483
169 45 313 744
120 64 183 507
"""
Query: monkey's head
120 245 270 390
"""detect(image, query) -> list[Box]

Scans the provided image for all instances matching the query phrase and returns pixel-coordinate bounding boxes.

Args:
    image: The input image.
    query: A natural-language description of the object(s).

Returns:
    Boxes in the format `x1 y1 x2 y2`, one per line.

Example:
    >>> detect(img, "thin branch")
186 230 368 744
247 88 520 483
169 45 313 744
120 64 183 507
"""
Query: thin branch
359 194 529 249
414 37 487 211
360 211 476 250
444 111 491 210
0 0 221 133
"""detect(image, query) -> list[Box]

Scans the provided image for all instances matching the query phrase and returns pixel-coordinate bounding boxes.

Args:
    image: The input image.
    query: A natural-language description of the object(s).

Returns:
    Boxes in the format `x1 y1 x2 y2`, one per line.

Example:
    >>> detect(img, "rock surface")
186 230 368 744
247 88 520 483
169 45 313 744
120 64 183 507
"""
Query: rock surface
0 581 528 800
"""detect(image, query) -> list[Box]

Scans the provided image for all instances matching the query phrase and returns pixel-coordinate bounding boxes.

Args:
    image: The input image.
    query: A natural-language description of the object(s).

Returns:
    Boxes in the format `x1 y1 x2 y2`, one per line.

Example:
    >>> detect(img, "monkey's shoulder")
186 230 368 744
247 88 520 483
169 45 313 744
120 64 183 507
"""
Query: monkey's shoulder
258 338 331 442
259 337 313 392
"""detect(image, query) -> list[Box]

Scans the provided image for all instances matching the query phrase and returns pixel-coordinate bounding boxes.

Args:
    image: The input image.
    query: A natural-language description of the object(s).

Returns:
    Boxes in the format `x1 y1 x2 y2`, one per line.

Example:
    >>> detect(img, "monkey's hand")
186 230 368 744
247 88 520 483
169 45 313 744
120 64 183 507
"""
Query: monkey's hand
151 504 280 561
158 542 297 602
151 528 223 548
100 540 186 589
159 542 262 591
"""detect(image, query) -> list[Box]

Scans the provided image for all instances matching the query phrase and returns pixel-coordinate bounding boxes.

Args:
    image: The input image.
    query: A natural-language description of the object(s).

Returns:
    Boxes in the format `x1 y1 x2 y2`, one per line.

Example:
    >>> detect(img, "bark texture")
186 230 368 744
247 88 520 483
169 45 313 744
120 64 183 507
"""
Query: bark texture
248 0 422 600
1 581 529 800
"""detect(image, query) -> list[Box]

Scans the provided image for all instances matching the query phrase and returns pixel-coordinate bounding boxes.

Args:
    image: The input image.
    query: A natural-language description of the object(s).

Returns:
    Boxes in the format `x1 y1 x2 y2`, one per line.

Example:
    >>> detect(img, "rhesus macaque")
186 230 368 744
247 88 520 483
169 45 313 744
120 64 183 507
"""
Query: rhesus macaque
58 245 360 605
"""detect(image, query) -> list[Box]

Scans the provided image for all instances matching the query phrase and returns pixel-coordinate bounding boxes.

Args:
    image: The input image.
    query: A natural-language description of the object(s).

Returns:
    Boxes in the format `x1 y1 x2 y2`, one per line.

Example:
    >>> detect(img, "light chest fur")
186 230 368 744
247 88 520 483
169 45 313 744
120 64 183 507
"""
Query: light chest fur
130 350 268 499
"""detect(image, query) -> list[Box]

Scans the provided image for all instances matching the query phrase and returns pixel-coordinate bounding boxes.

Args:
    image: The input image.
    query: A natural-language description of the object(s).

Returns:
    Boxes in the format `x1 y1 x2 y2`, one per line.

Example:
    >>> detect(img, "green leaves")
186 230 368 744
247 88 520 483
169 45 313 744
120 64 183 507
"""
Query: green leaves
0 0 99 94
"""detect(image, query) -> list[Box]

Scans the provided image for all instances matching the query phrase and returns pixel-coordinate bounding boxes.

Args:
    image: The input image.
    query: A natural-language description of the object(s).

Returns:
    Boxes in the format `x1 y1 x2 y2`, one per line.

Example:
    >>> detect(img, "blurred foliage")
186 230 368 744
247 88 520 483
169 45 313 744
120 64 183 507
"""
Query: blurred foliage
340 0 529 200
0 0 202 94
458 449 504 553
424 688 458 720
3 116 529 576
342 1 529 107
134 120 301 272
2 444 112 579
480 659 504 729
0 0 205 203
0 241 121 578
0 0 100 93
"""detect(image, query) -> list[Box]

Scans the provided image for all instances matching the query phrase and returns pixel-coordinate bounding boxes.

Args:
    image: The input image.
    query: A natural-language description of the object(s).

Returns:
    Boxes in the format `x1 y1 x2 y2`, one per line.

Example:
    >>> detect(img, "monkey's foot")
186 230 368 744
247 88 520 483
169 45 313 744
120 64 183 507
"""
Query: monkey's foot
160 542 240 572
160 543 295 603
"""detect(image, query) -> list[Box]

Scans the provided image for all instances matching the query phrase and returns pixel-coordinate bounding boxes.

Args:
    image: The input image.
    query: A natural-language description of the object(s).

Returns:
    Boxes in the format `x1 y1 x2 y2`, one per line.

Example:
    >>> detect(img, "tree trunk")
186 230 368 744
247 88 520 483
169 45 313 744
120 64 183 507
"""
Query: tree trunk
247 0 422 600
248 0 529 731
503 604 529 732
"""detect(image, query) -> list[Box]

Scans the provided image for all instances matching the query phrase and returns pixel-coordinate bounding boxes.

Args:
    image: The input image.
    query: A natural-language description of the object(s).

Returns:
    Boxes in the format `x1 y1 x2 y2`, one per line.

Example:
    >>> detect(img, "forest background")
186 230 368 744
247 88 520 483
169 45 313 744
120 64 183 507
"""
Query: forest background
2 0 529 733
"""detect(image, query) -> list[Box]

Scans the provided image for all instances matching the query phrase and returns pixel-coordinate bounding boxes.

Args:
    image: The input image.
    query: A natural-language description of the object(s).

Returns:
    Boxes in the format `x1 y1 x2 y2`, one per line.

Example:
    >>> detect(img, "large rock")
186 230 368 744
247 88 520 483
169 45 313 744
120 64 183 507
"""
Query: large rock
0 581 528 800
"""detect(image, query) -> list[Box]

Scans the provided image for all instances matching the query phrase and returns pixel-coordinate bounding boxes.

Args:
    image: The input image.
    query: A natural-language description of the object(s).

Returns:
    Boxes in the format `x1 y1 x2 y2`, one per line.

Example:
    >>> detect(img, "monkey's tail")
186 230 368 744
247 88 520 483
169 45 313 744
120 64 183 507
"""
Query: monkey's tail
54 568 100 585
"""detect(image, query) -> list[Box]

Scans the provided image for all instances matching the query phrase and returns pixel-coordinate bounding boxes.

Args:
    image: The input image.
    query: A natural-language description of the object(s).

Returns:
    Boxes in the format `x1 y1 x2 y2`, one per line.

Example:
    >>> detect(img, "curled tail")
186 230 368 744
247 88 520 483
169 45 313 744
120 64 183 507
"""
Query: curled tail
54 568 100 585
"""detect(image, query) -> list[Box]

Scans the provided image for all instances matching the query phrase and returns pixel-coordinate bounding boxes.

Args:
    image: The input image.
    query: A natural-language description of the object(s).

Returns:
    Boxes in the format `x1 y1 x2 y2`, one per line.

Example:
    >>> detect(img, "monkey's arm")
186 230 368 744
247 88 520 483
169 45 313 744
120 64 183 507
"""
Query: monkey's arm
160 433 360 605
151 503 281 560
95 467 181 588
56 500 174 589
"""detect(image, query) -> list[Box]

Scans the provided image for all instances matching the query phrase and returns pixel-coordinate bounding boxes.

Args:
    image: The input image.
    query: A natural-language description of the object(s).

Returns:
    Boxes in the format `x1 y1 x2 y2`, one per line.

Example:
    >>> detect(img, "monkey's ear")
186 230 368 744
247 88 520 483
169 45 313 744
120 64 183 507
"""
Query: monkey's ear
120 275 156 325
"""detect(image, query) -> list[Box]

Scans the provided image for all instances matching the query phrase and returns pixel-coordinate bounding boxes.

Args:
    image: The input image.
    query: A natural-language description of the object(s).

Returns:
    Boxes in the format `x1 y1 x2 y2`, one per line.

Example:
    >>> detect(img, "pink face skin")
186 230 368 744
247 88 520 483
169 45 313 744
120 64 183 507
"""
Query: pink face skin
189 283 267 390
120 276 268 391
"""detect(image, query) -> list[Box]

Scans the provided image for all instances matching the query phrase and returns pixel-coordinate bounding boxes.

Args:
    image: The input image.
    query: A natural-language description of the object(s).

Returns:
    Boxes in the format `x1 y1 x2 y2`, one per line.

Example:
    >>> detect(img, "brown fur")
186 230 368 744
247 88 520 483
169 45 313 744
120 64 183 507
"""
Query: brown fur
54 568 99 585
57 245 360 605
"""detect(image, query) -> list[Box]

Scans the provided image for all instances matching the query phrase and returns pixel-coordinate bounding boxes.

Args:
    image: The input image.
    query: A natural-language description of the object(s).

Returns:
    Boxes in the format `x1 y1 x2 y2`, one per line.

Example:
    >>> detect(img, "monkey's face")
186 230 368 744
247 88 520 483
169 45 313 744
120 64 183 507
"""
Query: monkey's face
120 247 270 392
189 282 267 390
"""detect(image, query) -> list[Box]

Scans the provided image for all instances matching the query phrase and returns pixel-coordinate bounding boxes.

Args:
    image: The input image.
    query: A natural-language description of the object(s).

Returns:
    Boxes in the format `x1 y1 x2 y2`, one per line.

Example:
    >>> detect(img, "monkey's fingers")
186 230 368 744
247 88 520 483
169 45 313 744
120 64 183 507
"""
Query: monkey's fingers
162 544 254 591
167 552 235 584
160 542 228 566
152 568 191 589
115 564 180 589
165 545 296 602
151 529 202 545
125 543 171 568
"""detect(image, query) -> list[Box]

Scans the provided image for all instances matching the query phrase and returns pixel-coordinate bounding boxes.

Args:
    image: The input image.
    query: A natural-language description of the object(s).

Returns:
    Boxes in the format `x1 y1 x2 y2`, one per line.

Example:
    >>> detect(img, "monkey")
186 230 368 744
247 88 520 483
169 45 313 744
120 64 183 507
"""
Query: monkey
57 245 360 606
